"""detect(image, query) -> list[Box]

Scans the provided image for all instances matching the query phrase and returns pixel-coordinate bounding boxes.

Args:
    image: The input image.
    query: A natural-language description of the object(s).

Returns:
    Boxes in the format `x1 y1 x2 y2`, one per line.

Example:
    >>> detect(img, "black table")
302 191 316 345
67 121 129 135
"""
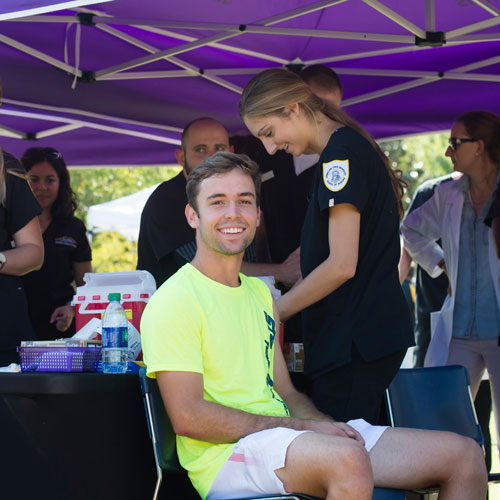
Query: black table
0 372 198 500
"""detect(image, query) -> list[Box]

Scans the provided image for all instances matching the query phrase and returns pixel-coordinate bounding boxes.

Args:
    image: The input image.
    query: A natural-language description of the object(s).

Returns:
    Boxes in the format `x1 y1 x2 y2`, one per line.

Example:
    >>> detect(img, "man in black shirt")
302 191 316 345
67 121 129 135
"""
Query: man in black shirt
137 117 300 289
137 118 231 287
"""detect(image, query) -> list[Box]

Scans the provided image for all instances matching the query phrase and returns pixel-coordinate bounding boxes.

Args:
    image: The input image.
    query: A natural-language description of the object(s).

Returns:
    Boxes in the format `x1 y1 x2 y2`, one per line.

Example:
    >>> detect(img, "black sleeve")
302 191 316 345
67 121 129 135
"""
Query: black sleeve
316 142 368 214
71 217 92 262
5 168 41 237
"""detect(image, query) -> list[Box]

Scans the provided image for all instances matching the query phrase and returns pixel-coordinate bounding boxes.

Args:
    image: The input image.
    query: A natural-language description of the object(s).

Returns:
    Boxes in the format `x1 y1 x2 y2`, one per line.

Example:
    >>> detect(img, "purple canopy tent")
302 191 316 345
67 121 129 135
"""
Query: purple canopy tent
1 0 500 166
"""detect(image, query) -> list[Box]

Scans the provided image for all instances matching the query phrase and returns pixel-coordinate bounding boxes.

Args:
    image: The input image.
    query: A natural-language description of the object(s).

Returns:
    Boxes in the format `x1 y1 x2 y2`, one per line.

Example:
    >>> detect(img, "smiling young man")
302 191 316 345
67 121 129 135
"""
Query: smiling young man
137 117 300 289
141 151 487 500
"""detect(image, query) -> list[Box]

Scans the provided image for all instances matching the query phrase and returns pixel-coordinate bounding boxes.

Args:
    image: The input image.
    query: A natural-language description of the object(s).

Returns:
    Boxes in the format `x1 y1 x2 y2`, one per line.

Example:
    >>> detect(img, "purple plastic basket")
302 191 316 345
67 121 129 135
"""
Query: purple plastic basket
17 346 101 373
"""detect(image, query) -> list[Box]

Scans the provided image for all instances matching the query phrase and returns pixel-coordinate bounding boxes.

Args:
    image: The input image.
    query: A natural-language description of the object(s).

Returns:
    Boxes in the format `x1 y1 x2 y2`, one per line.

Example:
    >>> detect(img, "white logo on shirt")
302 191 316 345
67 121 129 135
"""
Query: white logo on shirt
323 160 349 192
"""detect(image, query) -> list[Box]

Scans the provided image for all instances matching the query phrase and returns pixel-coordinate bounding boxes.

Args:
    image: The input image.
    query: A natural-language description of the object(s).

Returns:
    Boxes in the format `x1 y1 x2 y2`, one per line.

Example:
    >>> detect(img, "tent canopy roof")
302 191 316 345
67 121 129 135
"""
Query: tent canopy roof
1 0 500 166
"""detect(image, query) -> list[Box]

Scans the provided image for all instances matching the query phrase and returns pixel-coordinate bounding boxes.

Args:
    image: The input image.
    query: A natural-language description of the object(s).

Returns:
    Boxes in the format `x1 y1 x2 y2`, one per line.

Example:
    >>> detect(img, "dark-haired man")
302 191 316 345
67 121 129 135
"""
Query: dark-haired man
137 117 299 289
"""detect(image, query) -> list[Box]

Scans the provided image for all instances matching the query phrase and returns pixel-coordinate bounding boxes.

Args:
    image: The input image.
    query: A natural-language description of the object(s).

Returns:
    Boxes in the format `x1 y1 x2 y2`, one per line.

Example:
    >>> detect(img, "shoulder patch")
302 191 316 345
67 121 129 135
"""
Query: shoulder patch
322 160 349 192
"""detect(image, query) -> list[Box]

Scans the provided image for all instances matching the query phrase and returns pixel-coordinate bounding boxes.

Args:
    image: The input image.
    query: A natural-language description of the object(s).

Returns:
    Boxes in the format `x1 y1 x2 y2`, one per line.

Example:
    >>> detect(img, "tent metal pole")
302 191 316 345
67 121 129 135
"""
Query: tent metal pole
97 71 191 80
306 45 424 65
7 15 78 23
0 33 81 76
362 0 426 38
443 73 500 83
0 109 181 145
95 0 346 78
95 31 239 78
96 24 242 93
471 0 500 16
453 54 500 73
342 78 439 107
446 16 500 39
2 98 183 134
0 123 24 139
425 0 436 32
35 124 83 139
94 19 414 43
342 53 500 108
95 66 500 84
141 26 288 64
454 33 500 42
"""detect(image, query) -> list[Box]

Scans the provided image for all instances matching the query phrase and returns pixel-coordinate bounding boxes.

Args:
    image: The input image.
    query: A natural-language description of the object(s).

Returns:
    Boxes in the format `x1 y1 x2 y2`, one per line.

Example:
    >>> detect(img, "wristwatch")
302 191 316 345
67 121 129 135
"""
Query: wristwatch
0 252 6 270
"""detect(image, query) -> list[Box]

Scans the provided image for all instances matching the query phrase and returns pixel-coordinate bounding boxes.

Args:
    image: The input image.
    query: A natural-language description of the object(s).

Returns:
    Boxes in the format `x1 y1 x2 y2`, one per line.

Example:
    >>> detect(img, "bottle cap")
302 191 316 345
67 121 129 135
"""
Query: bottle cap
108 292 121 301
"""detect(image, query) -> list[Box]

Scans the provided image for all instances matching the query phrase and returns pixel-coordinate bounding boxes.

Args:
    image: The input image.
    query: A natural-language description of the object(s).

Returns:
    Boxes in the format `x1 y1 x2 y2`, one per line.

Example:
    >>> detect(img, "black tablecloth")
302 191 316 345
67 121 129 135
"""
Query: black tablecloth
0 372 198 500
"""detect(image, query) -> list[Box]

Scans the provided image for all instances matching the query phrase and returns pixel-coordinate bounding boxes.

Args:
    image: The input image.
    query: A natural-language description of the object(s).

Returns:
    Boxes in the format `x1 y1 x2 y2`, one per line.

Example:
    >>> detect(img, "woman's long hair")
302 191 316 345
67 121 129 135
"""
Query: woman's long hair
457 111 500 166
239 68 406 218
21 147 77 219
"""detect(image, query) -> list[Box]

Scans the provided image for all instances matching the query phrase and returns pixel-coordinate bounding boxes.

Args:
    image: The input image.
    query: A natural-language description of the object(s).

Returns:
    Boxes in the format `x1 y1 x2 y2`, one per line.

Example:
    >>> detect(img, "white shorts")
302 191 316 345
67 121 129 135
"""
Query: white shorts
207 419 387 500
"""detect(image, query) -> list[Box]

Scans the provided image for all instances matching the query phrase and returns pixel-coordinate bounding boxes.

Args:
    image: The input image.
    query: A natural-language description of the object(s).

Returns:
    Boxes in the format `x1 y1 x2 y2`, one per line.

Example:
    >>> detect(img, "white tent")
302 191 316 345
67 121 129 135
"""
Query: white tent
86 183 159 241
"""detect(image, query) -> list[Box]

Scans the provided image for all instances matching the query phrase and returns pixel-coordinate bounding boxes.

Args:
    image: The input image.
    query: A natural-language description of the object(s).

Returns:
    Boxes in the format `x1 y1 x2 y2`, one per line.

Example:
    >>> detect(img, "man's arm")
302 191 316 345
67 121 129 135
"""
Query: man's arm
270 302 364 443
156 370 354 444
241 247 301 288
155 301 361 444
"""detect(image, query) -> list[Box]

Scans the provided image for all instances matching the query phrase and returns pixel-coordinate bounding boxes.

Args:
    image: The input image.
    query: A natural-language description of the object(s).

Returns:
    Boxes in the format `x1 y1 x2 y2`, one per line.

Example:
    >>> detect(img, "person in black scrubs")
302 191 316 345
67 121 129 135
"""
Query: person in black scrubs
21 147 92 340
0 150 44 365
240 68 414 425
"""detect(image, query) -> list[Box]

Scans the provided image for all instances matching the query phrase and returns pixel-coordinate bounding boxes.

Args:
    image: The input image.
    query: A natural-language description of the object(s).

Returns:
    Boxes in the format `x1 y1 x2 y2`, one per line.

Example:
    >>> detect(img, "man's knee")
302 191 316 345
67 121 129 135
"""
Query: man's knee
326 440 373 497
455 435 487 481
279 433 373 499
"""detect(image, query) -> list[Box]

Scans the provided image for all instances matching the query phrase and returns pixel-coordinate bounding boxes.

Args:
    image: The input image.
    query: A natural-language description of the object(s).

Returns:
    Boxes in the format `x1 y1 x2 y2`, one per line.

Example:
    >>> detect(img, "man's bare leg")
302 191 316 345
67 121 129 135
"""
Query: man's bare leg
370 427 487 500
275 431 374 499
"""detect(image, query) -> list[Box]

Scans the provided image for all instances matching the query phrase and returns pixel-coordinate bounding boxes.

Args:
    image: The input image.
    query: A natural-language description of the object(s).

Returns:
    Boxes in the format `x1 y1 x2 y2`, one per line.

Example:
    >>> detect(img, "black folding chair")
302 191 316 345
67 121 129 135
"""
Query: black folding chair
138 367 406 500
386 365 500 497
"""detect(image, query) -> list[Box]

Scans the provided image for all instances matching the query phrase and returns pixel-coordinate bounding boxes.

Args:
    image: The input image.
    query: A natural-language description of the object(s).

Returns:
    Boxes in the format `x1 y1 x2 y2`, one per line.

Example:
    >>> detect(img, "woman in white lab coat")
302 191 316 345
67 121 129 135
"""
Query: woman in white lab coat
402 110 500 457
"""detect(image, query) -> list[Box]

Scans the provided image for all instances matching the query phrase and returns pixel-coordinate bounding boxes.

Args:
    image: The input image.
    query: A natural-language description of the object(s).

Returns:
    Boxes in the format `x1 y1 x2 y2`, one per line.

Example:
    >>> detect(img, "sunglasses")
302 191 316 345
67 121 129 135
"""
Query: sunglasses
448 137 477 152
22 149 62 161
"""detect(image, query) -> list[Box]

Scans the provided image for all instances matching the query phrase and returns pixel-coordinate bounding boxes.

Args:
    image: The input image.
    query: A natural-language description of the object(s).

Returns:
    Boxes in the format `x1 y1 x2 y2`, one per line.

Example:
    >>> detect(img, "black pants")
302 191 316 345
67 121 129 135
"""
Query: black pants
475 379 492 472
309 344 406 425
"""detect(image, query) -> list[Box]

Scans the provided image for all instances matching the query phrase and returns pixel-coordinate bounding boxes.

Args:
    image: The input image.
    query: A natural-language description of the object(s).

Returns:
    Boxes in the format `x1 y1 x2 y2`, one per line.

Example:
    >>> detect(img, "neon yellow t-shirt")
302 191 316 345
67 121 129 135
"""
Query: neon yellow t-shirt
141 263 289 500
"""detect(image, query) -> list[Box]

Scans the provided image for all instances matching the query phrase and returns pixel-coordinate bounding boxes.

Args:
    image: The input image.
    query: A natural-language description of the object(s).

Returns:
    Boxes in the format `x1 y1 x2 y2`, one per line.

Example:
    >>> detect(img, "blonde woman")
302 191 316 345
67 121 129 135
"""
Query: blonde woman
239 68 413 425
0 149 43 365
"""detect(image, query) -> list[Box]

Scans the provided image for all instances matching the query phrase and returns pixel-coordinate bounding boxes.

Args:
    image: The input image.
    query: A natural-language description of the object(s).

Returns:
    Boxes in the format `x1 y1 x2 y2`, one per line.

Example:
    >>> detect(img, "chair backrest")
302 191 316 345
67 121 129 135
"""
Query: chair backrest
386 365 484 446
138 366 183 472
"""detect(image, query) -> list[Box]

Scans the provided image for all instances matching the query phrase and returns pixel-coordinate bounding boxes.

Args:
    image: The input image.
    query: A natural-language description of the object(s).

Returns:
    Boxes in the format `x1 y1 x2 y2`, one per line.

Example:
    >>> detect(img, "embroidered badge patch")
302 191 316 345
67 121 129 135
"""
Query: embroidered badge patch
55 236 77 248
323 160 349 192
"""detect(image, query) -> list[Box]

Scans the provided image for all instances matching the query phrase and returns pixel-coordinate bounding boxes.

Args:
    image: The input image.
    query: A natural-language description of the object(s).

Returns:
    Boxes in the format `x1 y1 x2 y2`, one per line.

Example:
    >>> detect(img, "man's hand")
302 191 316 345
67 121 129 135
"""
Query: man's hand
275 247 301 288
50 305 74 332
301 419 365 445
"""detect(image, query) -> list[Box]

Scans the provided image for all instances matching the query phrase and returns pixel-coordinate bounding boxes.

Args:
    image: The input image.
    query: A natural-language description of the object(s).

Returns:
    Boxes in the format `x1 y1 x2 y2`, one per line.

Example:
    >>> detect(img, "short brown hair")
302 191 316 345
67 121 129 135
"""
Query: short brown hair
186 151 261 213
300 64 343 96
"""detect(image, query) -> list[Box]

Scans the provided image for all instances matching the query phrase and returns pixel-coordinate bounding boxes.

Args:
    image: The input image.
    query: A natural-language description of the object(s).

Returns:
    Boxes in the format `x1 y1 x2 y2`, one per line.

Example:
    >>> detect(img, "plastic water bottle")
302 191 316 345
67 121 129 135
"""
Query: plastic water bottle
101 292 128 373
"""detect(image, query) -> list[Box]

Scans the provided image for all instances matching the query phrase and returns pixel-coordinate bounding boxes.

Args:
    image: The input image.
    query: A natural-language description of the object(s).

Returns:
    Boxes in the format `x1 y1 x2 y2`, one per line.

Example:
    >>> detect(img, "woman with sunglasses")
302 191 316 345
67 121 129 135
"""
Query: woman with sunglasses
21 147 92 340
402 110 500 458
0 149 43 364
240 68 414 425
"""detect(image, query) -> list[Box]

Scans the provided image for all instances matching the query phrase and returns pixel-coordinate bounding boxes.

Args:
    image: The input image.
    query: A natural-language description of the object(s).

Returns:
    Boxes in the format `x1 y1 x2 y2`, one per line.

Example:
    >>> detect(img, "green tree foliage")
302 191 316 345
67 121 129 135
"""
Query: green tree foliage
380 132 452 209
71 166 180 223
70 133 454 274
70 166 180 273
